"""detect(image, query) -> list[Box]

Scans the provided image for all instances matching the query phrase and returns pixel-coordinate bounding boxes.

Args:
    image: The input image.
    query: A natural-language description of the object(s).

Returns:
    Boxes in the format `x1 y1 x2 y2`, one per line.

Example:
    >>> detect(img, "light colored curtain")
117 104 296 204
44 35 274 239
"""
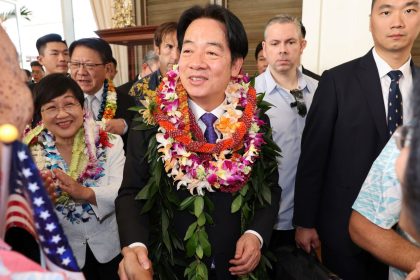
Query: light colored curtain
89 0 128 86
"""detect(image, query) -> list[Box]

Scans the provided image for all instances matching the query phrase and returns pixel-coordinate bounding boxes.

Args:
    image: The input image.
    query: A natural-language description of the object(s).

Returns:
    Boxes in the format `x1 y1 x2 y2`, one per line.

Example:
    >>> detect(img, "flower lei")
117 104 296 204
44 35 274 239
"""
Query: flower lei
97 79 117 122
135 66 280 280
144 68 265 195
24 116 113 223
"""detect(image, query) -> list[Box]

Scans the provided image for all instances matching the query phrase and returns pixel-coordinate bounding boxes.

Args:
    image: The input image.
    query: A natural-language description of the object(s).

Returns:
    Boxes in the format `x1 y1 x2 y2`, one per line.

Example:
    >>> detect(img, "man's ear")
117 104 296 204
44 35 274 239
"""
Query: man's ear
37 55 44 66
231 57 244 77
154 45 160 56
301 39 307 53
104 62 112 74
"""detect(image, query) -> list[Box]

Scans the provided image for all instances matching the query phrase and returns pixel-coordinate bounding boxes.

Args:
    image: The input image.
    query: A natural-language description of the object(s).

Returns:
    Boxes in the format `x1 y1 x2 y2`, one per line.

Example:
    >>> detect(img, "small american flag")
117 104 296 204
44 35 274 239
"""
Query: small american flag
1 141 85 280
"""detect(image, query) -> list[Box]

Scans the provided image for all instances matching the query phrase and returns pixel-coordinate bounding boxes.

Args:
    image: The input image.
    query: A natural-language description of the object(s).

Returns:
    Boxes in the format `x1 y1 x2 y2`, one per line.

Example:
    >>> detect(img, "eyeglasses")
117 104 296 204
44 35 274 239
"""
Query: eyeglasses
41 101 81 117
69 61 105 71
393 125 412 150
290 89 307 117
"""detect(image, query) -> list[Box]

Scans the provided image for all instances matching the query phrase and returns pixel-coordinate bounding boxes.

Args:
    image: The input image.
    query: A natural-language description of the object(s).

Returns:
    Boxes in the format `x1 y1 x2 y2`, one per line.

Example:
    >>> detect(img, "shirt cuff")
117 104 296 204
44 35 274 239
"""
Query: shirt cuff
128 242 147 249
123 119 128 134
244 230 263 248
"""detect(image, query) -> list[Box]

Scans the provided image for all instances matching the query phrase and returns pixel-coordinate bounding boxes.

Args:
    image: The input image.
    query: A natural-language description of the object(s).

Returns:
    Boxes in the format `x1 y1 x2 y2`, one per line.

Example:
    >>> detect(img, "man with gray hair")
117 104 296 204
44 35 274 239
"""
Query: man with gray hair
117 50 160 96
254 14 318 277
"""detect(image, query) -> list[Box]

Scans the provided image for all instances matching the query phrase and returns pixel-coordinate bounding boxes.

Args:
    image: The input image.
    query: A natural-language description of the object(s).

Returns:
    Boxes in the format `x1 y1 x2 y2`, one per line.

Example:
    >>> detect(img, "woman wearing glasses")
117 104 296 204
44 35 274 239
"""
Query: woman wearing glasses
24 73 125 280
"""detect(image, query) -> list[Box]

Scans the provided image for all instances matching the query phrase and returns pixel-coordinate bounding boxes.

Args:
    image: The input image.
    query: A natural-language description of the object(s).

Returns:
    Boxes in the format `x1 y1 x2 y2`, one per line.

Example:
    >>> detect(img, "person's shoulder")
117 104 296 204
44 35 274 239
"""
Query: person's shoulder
254 72 267 93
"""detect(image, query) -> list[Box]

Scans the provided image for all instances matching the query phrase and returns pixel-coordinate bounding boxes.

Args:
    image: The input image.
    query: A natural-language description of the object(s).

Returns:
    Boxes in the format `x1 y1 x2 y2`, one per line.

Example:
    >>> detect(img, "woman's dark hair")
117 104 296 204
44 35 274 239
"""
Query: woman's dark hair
177 4 248 62
32 73 84 127
404 74 420 234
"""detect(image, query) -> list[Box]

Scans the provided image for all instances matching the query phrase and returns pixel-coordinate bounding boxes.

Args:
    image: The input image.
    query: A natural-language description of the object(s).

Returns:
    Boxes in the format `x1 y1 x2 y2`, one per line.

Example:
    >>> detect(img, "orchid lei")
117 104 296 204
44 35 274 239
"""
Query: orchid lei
135 66 280 279
97 79 117 123
145 67 265 195
24 116 113 223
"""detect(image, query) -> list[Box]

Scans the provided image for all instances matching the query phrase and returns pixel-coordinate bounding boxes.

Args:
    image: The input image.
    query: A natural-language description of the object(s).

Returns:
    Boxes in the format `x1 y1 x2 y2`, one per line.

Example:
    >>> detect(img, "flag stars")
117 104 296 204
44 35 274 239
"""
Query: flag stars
44 248 50 254
45 222 56 232
22 168 33 178
40 210 51 220
17 150 28 161
51 234 61 244
28 182 39 193
33 197 45 207
39 235 45 242
62 257 71 266
57 246 66 255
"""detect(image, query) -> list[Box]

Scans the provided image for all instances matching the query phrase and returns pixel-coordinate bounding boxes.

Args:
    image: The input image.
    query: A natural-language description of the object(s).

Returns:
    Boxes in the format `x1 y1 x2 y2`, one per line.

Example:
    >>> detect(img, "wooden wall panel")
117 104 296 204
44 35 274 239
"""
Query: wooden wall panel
146 0 208 25
227 0 303 75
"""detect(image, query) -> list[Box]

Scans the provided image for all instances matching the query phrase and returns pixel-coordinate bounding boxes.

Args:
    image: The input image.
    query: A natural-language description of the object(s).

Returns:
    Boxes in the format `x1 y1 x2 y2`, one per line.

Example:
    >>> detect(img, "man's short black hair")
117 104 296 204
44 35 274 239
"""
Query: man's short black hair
30 60 44 69
36 33 67 54
69 38 113 64
177 4 248 62
255 41 263 61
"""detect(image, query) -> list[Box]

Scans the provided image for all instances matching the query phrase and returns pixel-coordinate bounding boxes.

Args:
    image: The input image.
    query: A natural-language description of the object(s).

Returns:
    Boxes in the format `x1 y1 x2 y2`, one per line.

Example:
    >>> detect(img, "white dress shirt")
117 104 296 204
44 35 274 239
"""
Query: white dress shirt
255 66 318 230
84 86 128 134
372 48 413 124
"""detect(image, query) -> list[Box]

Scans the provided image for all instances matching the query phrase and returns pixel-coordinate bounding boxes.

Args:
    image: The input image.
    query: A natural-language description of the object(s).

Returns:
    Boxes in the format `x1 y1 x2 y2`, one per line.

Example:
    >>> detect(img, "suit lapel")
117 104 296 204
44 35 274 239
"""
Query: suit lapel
357 50 388 143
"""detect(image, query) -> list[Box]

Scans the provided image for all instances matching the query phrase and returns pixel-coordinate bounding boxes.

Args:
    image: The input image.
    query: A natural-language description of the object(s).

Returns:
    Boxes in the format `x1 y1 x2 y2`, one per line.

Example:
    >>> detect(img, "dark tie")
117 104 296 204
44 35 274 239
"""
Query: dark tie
201 113 218 143
387 70 403 135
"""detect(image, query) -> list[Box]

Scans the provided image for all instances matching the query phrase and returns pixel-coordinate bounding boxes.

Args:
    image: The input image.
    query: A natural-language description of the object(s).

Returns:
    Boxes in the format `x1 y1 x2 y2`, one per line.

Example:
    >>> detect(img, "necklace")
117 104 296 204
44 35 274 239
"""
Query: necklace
145 67 264 195
97 79 117 122
24 117 113 222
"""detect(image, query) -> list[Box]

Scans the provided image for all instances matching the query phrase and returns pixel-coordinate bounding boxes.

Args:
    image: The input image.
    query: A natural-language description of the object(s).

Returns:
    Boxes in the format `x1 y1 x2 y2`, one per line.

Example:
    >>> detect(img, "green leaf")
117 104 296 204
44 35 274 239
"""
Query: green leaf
261 185 272 204
196 262 208 279
204 213 214 225
198 231 211 257
231 195 243 213
139 196 156 214
240 184 249 196
194 196 204 218
185 233 198 257
179 196 195 210
195 245 204 259
204 195 215 212
197 213 206 226
184 222 197 241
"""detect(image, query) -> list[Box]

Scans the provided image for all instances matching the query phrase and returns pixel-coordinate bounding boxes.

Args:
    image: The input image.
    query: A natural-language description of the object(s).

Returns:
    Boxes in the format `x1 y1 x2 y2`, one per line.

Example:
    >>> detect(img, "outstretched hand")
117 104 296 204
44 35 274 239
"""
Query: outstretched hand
119 246 153 280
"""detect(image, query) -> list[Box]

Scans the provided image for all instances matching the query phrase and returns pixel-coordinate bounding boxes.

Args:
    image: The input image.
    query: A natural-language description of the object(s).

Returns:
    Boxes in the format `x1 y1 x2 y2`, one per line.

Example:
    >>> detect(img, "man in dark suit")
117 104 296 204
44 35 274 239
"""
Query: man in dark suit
116 4 281 280
117 50 159 96
293 0 420 279
68 38 136 149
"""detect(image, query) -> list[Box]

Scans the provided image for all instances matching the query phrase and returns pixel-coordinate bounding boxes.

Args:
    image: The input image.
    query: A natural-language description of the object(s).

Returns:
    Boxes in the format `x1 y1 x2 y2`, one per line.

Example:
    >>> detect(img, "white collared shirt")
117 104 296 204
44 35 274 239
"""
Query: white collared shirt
372 48 413 123
84 86 128 134
84 86 104 119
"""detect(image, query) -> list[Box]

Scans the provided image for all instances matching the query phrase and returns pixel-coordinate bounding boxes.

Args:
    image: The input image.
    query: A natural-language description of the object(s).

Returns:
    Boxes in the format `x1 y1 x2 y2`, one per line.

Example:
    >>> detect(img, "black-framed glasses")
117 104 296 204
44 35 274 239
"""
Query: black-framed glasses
290 89 307 117
393 125 412 150
69 61 105 71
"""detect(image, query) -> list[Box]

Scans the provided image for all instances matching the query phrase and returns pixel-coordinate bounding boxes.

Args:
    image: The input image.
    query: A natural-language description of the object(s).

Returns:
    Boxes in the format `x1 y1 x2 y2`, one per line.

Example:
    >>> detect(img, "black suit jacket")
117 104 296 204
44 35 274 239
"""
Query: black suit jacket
115 116 280 278
117 75 139 96
293 50 417 255
114 88 136 149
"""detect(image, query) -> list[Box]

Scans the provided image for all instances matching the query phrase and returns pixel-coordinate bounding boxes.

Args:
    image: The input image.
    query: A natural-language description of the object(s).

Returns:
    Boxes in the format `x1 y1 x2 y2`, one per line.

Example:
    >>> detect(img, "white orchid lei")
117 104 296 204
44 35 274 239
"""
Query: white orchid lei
148 67 265 196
